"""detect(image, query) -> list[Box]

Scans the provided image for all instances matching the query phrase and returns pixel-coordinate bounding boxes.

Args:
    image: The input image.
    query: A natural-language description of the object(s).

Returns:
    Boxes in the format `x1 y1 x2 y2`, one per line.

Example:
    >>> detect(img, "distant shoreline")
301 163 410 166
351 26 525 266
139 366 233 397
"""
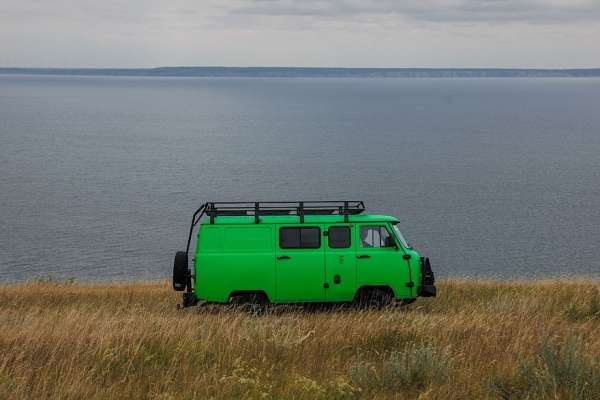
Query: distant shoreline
1 66 600 78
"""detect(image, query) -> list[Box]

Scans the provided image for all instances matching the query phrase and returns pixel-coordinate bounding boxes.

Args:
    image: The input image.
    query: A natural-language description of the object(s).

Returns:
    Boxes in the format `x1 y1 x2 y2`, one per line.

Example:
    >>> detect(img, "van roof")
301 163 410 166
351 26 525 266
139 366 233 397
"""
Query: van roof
185 201 395 253
200 214 399 225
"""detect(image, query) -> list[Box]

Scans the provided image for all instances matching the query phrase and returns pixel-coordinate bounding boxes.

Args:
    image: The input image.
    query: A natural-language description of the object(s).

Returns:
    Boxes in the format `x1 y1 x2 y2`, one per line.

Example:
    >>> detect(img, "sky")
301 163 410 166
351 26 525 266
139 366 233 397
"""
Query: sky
1 0 599 68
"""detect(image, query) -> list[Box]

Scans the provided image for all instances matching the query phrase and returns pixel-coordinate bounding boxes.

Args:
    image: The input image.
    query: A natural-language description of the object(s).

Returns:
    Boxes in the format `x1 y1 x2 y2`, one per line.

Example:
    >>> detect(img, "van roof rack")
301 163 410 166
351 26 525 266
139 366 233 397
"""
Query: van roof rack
185 201 365 254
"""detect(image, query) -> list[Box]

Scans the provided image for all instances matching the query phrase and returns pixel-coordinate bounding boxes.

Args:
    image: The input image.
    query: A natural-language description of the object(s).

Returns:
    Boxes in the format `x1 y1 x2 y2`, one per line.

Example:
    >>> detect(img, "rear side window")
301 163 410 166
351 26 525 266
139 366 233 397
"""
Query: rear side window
280 227 321 249
328 226 351 248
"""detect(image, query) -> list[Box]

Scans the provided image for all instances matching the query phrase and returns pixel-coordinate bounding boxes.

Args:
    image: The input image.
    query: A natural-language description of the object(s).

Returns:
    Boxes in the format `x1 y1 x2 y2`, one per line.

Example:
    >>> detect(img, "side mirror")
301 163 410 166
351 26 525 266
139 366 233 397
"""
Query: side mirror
384 236 397 249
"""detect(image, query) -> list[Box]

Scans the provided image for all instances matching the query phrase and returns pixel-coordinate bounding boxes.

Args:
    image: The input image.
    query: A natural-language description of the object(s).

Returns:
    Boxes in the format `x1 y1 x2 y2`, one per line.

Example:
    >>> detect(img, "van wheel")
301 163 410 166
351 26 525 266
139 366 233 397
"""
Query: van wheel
354 288 393 310
230 293 269 316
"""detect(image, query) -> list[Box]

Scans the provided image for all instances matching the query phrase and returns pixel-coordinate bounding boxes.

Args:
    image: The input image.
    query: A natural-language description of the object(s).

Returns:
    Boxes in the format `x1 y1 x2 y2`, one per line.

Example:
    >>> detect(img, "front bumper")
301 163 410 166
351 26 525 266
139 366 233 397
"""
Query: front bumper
419 257 436 297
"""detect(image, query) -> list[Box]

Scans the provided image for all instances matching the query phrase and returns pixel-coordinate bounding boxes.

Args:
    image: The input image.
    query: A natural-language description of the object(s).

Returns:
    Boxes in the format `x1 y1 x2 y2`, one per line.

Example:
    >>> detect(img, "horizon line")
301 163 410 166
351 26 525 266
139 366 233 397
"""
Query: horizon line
2 66 600 70
3 66 600 79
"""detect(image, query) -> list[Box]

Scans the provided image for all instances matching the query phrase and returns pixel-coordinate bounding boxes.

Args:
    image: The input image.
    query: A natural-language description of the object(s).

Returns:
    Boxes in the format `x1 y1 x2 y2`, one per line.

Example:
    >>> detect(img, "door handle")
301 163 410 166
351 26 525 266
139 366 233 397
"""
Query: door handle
277 255 291 260
356 254 370 259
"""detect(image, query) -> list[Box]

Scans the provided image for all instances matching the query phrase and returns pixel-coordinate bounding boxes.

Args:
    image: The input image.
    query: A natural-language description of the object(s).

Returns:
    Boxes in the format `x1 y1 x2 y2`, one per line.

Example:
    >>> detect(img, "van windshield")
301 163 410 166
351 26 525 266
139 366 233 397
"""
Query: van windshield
392 223 410 248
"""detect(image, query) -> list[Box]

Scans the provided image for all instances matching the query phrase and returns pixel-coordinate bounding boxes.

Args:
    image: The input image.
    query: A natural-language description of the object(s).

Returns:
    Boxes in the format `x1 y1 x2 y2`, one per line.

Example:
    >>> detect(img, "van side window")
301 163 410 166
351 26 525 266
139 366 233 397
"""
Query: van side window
360 226 391 248
328 226 351 248
280 227 320 249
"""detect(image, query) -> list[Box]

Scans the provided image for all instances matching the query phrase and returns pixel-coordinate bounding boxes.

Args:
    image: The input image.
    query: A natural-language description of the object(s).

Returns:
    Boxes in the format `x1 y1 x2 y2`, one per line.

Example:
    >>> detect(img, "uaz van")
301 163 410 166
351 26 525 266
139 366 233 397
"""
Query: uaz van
173 201 436 308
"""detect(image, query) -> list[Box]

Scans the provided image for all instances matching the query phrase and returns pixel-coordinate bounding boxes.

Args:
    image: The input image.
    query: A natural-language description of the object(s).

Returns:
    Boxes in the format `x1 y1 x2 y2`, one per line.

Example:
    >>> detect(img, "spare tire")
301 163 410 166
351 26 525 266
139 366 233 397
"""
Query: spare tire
173 251 188 291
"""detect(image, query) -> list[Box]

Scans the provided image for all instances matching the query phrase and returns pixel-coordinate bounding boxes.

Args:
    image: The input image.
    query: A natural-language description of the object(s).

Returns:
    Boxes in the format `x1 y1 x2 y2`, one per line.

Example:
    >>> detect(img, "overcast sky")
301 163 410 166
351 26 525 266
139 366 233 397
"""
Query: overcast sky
1 0 599 68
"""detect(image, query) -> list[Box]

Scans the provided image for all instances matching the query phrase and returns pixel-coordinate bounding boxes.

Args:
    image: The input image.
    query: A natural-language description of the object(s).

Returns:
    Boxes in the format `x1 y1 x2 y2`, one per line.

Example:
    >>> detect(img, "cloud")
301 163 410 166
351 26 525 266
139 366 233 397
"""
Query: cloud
231 0 600 23
1 0 599 67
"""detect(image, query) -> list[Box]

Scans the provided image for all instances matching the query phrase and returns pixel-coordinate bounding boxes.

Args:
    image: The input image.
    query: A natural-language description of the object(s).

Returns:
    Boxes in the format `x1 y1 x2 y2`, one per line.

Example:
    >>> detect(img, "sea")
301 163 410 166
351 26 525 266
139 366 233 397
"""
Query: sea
1 74 599 281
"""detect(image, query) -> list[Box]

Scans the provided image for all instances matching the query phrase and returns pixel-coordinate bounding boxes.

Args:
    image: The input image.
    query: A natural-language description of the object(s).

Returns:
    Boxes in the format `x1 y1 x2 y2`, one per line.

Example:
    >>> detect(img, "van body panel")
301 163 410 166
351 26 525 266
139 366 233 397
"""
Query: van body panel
182 212 432 304
274 224 325 302
195 224 276 302
405 248 422 296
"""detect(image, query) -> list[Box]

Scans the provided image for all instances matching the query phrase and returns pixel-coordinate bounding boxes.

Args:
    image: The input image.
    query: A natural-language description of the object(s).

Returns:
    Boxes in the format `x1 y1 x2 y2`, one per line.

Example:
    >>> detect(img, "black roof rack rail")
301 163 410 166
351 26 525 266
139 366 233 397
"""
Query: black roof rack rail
185 201 365 255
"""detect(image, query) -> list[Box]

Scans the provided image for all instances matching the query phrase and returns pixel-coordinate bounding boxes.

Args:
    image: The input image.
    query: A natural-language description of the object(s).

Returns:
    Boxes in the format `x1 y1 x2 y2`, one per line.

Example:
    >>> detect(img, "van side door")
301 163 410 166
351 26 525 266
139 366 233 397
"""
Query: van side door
324 225 357 302
355 224 412 299
275 225 325 302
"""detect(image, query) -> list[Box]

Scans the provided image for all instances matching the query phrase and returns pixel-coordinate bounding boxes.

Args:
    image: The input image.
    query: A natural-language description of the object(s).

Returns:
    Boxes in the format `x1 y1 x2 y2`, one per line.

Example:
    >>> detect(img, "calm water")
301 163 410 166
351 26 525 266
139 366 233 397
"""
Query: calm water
1 75 599 282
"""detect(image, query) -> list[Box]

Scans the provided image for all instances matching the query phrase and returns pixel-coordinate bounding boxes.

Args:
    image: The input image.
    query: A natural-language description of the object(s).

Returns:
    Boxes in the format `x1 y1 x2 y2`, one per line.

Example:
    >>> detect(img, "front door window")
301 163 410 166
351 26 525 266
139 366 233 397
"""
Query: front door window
360 226 391 248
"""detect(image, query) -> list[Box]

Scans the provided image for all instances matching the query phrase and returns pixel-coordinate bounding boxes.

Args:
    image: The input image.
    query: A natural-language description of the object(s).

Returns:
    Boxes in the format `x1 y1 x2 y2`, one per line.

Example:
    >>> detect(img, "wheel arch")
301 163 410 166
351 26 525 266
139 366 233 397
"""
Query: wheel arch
228 290 271 303
353 285 396 301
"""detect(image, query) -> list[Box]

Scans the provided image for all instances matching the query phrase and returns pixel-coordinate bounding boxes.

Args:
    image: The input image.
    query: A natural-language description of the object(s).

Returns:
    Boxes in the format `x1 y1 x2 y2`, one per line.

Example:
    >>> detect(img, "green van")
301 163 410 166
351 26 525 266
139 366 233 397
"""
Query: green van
173 201 436 308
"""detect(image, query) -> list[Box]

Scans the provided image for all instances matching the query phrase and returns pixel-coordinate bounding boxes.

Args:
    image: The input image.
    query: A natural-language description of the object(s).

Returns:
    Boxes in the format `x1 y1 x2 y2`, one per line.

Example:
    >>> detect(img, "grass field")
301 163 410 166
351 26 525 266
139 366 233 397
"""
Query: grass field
1 280 599 399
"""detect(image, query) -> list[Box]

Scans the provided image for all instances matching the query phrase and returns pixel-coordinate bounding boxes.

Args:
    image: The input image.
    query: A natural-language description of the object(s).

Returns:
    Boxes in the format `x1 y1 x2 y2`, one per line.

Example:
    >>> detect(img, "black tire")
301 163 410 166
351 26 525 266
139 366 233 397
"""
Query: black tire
354 288 394 310
371 289 394 310
230 293 269 316
173 251 188 291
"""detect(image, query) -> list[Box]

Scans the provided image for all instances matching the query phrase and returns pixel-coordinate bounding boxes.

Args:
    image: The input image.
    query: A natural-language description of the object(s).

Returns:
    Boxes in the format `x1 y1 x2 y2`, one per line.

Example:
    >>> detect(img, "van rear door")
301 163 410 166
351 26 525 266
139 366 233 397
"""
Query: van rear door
275 225 325 302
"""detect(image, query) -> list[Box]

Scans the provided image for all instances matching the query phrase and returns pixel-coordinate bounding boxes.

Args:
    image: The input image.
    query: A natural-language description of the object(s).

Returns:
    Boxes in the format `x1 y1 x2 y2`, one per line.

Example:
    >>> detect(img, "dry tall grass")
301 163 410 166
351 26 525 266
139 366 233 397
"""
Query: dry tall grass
1 280 599 399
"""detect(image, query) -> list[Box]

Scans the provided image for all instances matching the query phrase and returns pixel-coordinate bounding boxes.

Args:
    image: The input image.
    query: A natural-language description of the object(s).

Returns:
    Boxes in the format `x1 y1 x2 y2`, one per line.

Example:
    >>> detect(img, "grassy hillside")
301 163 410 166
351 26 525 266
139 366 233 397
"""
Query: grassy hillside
1 280 599 399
